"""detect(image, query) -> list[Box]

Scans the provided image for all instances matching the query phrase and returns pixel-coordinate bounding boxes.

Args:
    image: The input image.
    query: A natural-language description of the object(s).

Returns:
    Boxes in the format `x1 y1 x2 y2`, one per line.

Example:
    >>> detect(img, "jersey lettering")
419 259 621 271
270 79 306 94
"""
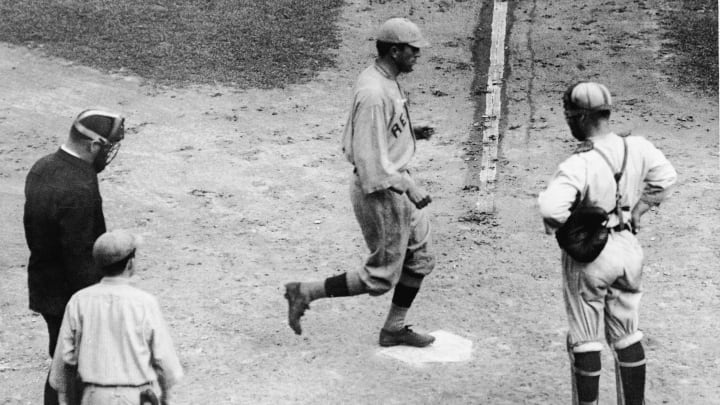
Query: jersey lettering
391 123 402 138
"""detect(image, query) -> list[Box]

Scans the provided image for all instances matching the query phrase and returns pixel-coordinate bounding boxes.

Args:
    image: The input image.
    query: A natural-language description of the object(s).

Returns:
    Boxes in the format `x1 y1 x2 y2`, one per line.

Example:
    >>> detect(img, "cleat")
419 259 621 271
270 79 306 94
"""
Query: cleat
284 282 310 335
379 325 435 347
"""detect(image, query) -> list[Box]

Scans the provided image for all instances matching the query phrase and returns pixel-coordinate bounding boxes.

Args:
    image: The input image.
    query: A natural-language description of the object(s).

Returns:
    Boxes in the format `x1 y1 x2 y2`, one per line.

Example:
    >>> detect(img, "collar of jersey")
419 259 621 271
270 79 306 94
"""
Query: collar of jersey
101 276 132 285
373 61 395 80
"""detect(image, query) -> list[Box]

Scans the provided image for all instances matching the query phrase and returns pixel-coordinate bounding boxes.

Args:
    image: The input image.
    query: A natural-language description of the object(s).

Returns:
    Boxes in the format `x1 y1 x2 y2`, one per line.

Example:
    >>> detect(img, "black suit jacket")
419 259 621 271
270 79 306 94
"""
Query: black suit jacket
23 148 106 315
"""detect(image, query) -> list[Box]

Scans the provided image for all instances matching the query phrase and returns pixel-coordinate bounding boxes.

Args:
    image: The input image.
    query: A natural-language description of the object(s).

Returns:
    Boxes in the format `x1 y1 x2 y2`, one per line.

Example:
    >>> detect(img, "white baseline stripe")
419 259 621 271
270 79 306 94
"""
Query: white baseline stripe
476 0 507 212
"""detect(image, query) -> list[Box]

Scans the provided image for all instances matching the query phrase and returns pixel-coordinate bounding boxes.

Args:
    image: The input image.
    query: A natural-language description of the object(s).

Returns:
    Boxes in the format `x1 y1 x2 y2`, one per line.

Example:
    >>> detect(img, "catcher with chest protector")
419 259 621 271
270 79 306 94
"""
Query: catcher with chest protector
538 82 677 405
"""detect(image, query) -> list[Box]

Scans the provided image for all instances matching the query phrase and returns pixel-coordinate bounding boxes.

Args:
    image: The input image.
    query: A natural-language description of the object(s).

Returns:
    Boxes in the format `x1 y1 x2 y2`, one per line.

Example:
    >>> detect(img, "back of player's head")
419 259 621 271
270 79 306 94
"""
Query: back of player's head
93 229 139 276
563 82 612 119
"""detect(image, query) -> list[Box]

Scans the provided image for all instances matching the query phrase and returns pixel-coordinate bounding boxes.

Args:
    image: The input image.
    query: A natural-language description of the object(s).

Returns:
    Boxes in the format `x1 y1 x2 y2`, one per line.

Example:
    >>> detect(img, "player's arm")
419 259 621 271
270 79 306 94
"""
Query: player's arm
630 138 678 232
351 99 406 191
57 187 105 290
351 93 432 209
148 299 184 404
391 171 431 209
538 157 586 234
50 300 81 405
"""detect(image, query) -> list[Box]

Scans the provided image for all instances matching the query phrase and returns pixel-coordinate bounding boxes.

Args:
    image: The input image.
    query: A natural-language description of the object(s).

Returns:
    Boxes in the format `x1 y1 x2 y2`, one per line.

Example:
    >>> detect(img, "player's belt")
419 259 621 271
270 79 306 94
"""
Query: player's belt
84 381 154 388
610 223 632 232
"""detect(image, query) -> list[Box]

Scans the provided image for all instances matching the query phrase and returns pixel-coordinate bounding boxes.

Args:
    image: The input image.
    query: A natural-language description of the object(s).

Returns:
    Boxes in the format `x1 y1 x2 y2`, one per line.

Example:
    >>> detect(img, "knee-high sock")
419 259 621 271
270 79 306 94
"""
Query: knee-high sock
383 277 423 331
615 342 646 405
302 270 366 302
568 346 602 405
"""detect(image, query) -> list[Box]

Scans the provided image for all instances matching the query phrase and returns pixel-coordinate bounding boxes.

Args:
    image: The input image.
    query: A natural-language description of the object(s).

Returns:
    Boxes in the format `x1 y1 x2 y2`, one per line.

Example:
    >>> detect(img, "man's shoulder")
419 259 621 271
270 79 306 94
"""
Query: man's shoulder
622 133 656 149
112 282 157 301
556 151 588 174
27 150 91 185
356 66 389 92
75 281 156 301
122 285 162 310
28 151 61 175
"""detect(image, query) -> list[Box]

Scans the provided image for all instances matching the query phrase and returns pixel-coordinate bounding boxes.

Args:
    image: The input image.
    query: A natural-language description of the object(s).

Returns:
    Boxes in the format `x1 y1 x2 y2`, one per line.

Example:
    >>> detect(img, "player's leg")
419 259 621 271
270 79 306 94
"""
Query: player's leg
606 284 645 405
567 338 603 405
42 313 62 405
380 206 435 347
284 270 367 335
562 253 607 405
612 338 646 405
604 231 645 405
284 180 408 335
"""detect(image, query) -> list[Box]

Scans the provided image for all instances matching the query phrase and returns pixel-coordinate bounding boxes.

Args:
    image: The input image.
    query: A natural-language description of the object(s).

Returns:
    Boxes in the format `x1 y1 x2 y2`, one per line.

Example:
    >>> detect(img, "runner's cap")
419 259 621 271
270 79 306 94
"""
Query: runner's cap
376 17 430 48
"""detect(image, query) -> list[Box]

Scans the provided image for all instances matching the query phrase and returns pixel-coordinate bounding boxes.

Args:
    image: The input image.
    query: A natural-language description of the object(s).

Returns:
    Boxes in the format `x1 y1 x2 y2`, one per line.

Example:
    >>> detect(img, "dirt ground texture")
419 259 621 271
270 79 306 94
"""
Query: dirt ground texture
1 0 718 404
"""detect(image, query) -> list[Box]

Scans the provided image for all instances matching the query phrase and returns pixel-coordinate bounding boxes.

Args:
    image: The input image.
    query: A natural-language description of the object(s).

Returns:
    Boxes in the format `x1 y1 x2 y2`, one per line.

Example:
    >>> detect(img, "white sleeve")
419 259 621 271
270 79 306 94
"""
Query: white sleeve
538 155 587 229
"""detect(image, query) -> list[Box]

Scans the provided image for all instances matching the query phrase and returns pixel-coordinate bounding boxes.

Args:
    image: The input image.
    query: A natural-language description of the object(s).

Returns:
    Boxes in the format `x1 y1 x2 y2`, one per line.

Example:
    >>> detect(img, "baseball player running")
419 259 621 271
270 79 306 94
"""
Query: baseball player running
284 17 437 347
538 82 677 404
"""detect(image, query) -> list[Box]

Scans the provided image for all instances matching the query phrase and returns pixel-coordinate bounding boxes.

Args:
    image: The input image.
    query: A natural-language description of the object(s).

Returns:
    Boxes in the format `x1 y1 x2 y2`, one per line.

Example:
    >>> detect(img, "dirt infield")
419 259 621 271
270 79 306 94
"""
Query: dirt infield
0 0 718 404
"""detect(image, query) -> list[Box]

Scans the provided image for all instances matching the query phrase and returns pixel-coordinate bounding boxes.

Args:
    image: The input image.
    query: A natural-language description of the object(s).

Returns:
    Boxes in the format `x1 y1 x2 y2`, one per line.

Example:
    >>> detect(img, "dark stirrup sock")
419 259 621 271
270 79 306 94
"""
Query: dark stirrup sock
616 342 646 405
313 271 367 300
383 282 422 331
574 351 602 403
392 282 421 308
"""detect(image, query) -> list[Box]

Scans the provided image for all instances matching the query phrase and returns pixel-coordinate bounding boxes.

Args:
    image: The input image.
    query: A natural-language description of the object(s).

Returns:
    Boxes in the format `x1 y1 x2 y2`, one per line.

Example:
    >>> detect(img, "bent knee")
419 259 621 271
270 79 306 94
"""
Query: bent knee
404 253 435 277
365 280 394 296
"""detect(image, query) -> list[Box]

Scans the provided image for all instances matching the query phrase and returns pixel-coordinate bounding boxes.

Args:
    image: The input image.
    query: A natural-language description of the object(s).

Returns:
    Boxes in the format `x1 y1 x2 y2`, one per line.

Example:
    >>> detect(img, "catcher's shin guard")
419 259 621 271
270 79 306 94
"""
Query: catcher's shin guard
568 338 603 405
614 341 646 405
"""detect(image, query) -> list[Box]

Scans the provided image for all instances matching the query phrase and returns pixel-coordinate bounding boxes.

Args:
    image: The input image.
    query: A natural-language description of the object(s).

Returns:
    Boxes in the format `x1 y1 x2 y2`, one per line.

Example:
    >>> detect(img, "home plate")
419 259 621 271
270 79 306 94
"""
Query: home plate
378 330 472 365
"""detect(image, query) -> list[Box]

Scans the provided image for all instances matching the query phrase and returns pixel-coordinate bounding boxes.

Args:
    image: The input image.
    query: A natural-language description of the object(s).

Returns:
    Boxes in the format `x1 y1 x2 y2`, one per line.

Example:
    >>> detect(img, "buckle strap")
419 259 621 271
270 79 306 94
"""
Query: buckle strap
571 367 603 377
617 359 647 368
593 137 628 217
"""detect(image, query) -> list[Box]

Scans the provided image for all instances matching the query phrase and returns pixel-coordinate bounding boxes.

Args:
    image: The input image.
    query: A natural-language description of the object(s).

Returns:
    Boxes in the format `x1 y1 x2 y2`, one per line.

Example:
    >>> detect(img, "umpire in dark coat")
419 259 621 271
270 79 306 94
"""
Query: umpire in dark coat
23 109 125 405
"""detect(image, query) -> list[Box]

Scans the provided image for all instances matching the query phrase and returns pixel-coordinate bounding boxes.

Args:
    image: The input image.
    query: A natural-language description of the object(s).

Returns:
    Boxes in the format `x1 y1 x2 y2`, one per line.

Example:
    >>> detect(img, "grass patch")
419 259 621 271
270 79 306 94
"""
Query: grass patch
659 0 718 95
0 0 344 88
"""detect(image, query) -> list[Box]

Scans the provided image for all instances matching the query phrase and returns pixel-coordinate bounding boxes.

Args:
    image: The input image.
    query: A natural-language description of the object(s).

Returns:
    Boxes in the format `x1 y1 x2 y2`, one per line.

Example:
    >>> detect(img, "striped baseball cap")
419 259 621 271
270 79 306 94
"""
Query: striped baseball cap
564 82 612 112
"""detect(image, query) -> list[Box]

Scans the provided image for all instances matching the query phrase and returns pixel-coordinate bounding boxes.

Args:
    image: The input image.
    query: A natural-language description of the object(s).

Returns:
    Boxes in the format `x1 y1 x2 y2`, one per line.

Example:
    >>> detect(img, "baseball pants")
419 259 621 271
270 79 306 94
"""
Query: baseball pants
563 230 645 352
350 175 435 295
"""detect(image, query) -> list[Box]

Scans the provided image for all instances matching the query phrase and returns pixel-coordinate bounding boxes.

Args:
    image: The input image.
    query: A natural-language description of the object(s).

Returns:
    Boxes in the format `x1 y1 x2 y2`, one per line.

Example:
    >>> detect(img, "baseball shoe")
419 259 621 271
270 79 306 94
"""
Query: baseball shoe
379 325 435 347
284 282 310 335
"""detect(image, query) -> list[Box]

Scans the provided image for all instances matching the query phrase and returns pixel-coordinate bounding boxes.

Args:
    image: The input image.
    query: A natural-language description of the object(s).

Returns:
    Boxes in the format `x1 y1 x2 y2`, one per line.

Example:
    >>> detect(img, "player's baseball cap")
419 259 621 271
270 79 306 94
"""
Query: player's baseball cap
376 17 430 48
564 82 612 113
93 229 139 268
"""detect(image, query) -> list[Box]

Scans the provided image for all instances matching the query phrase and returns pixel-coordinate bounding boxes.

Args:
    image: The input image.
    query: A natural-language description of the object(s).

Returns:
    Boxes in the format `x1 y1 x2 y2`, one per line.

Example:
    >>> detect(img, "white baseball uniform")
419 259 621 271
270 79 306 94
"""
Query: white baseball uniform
342 62 435 294
538 132 676 351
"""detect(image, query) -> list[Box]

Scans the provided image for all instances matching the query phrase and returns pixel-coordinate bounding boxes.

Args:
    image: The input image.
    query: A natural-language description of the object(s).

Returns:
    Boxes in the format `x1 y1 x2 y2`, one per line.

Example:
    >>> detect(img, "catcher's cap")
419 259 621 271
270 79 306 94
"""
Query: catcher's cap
71 109 125 144
564 82 612 113
93 230 139 268
376 17 430 48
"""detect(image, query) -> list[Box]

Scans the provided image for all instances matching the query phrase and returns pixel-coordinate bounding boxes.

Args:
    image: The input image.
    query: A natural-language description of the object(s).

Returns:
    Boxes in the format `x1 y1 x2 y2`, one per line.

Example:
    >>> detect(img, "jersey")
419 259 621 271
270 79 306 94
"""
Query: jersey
342 63 417 194
539 132 677 230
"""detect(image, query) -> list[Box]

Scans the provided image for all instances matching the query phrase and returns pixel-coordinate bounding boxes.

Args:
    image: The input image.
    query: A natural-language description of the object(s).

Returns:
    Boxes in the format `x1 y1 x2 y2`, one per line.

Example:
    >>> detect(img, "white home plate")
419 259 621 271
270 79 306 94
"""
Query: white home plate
378 330 472 365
